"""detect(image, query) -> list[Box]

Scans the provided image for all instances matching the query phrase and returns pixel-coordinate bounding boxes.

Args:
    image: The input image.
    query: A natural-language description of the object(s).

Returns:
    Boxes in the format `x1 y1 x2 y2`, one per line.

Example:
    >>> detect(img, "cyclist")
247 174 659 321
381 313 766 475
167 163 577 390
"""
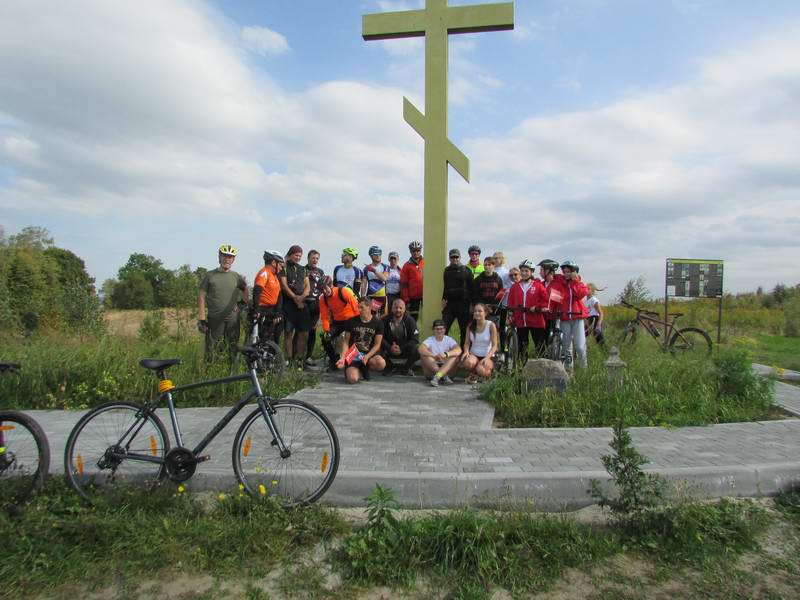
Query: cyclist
386 251 403 311
198 244 249 364
362 245 389 315
471 255 504 322
337 297 386 383
381 298 420 376
497 266 520 357
333 247 363 295
420 319 461 386
507 259 547 360
400 241 424 321
442 248 472 348
461 303 499 384
319 276 360 368
305 249 325 365
466 244 484 279
585 283 606 348
537 258 563 339
556 260 589 369
250 251 284 345
279 245 311 366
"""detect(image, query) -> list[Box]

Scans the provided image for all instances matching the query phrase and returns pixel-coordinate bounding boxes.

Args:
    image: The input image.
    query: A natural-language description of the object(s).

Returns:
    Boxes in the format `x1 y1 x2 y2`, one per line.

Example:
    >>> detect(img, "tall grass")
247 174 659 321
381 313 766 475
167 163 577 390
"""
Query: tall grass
0 331 315 410
482 346 774 428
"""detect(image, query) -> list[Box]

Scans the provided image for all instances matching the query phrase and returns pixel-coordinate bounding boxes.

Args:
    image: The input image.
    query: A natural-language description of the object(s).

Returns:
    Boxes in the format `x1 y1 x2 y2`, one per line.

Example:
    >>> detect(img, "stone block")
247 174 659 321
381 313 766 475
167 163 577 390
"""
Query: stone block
521 359 570 394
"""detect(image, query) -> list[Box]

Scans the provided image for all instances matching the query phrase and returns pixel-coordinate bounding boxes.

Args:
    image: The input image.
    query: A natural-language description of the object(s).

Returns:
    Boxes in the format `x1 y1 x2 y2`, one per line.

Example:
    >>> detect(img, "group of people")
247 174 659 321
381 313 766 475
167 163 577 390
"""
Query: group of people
197 242 606 386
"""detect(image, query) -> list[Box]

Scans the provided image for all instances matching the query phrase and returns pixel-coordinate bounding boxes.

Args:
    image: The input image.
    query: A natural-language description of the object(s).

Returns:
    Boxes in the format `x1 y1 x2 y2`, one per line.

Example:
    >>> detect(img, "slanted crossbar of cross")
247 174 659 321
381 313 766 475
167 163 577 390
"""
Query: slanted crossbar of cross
363 0 514 330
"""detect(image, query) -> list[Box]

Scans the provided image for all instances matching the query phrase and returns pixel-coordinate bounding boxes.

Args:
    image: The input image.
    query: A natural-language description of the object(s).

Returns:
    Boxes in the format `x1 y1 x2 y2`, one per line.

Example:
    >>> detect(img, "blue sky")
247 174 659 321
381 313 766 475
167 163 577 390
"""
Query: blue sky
1 0 799 299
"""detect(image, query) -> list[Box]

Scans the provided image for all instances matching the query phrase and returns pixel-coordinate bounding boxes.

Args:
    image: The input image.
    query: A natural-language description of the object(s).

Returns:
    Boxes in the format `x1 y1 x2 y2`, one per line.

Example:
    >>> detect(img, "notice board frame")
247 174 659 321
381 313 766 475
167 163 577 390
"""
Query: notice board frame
664 258 725 346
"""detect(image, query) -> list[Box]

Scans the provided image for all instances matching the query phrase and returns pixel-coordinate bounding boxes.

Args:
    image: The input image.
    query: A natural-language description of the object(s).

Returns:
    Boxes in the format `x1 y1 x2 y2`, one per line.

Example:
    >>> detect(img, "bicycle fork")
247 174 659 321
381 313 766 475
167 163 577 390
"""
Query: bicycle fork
250 370 291 459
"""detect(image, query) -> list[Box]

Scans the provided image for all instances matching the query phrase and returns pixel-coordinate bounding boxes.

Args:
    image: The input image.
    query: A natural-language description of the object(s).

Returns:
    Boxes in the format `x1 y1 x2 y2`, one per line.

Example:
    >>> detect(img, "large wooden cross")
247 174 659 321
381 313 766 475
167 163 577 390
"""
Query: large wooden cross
363 0 514 331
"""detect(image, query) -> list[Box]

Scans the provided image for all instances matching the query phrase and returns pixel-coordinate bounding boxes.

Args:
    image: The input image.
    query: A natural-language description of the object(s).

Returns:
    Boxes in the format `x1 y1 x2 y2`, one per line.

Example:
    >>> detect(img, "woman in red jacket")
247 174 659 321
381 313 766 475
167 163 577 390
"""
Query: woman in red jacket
507 260 547 361
554 260 589 369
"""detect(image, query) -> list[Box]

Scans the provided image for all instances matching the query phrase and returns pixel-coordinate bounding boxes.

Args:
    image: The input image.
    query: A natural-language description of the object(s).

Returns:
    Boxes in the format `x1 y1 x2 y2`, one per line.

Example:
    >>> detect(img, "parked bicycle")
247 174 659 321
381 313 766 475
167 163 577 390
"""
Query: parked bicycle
247 313 286 375
0 363 51 507
64 346 339 506
545 312 584 368
619 300 712 356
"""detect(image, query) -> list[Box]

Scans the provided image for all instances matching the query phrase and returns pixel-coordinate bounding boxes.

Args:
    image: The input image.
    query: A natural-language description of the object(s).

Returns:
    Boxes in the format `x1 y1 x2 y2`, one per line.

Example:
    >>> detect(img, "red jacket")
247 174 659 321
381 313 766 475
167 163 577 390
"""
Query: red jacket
400 258 424 302
554 274 589 320
507 279 546 329
540 278 564 320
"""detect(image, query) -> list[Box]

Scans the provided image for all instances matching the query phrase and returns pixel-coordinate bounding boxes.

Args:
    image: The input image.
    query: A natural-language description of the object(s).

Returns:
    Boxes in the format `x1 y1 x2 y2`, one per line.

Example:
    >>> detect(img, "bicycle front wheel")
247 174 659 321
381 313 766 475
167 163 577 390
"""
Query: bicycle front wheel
505 330 519 372
65 402 170 504
548 332 563 362
257 340 285 377
669 327 713 358
0 411 50 506
233 399 339 507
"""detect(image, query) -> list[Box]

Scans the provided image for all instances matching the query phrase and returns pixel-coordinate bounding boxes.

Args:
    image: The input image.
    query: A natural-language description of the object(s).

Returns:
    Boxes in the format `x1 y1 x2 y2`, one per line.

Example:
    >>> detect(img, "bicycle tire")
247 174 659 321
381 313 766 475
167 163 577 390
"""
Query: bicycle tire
505 329 519 372
669 327 713 358
618 323 637 346
233 399 339 507
64 402 170 504
0 411 50 506
548 331 563 362
257 340 285 377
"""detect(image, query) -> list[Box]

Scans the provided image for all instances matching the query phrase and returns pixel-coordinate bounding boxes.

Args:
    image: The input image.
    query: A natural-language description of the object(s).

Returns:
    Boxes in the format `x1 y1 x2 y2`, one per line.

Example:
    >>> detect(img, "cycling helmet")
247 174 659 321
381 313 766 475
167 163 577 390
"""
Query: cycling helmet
368 245 382 257
342 247 359 259
263 251 284 264
409 241 422 251
537 258 559 271
519 259 534 270
560 260 579 272
218 244 238 256
468 244 481 254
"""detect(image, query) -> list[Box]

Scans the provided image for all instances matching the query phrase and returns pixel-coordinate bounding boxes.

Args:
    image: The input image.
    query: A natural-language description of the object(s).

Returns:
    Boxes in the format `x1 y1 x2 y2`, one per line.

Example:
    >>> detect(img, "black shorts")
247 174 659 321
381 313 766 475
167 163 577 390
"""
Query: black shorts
283 300 311 332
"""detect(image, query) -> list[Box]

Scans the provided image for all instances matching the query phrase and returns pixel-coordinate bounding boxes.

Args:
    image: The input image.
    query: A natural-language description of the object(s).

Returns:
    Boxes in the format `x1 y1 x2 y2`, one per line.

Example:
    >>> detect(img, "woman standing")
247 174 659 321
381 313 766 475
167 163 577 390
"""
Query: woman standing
461 303 499 384
585 283 606 348
507 260 547 361
386 251 403 312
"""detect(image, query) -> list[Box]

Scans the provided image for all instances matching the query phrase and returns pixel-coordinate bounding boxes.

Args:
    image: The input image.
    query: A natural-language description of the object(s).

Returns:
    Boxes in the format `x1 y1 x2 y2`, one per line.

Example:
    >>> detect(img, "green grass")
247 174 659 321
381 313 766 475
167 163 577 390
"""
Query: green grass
482 346 774 428
0 332 316 410
732 333 800 372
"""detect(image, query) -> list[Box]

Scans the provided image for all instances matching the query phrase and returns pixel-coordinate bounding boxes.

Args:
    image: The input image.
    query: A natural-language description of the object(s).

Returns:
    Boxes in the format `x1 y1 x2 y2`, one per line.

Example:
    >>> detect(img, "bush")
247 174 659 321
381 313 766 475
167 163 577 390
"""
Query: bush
784 297 800 337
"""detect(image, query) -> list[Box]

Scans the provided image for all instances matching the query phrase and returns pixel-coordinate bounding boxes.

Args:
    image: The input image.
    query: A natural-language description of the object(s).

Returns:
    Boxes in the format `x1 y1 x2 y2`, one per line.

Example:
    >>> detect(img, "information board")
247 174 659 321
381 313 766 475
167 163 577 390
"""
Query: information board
665 259 724 298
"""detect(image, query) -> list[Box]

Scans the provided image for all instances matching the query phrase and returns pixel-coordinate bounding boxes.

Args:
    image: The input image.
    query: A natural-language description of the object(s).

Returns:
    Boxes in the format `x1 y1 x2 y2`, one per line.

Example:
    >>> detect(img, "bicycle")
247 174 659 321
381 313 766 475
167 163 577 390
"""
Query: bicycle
247 311 286 375
0 363 51 507
64 346 339 507
619 300 712 357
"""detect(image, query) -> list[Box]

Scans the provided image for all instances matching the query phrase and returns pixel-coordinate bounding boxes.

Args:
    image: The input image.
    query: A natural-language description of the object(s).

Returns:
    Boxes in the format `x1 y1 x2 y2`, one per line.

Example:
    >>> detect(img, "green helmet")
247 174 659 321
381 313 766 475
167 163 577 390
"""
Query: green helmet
537 259 559 272
342 247 359 259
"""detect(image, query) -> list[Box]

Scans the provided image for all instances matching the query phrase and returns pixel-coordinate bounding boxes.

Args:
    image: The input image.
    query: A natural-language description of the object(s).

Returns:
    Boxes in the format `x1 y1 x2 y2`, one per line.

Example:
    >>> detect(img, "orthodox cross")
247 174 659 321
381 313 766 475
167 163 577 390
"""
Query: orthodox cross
363 0 514 329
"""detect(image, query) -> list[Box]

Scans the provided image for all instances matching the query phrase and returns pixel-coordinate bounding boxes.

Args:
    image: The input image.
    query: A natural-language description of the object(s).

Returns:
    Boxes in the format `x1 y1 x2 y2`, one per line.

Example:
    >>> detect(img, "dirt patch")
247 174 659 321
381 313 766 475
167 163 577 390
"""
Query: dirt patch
105 308 195 338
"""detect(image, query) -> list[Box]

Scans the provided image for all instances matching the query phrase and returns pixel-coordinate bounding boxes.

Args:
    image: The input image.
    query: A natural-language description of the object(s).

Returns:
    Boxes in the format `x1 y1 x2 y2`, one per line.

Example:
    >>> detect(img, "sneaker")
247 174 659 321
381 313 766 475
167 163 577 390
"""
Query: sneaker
441 375 454 385
362 369 371 381
430 375 440 387
405 368 415 377
466 374 479 385
304 357 314 367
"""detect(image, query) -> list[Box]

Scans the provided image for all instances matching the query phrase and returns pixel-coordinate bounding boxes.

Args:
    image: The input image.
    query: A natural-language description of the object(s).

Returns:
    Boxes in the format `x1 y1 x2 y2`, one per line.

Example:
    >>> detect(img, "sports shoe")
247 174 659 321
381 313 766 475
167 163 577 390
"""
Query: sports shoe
441 375 454 385
304 357 314 367
430 375 440 387
405 368 415 377
362 369 371 381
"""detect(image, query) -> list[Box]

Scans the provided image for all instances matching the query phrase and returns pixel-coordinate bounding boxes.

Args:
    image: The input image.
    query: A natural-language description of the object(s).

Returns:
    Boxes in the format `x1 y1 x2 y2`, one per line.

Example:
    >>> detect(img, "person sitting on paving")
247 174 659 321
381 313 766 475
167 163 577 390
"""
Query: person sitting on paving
380 298 420 376
461 303 499 384
337 297 386 383
319 276 359 369
419 319 462 387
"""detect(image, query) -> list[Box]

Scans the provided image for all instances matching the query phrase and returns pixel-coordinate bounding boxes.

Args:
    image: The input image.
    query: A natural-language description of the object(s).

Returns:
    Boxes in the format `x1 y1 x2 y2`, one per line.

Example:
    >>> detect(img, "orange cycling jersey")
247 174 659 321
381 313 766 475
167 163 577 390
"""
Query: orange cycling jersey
254 266 281 307
320 286 359 332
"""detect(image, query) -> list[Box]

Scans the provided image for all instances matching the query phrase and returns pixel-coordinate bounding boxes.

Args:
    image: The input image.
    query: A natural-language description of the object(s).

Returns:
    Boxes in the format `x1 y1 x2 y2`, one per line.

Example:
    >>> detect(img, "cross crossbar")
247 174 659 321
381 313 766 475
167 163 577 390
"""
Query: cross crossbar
363 3 513 40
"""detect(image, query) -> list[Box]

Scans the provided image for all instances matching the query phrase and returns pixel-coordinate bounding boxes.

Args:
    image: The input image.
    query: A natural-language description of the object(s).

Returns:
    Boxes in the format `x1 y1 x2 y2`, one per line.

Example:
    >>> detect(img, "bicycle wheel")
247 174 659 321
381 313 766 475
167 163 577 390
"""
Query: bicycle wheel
669 327 713 358
257 340 285 377
505 329 519 372
233 399 339 507
548 331 563 362
0 411 50 506
65 402 170 504
618 323 637 346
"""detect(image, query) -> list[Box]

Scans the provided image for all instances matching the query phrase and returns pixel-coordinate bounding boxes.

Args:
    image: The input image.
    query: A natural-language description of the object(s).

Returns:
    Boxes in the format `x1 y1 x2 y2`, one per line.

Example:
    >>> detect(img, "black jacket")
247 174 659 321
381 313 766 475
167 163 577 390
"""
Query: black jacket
442 264 472 302
380 313 419 350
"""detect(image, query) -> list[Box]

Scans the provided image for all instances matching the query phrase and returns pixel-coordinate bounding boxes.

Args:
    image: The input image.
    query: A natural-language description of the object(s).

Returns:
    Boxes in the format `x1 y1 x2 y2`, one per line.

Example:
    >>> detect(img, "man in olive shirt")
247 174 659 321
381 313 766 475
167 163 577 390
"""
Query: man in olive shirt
198 244 249 364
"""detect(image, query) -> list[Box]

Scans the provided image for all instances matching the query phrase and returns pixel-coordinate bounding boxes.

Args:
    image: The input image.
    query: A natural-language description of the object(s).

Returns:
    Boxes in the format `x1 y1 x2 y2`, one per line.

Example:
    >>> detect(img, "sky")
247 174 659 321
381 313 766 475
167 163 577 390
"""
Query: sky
1 0 799 301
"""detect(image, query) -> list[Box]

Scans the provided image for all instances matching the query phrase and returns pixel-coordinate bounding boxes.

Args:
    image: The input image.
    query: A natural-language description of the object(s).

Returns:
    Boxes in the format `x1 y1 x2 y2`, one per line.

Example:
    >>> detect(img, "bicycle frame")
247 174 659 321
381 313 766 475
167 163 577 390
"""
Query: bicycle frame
114 365 289 467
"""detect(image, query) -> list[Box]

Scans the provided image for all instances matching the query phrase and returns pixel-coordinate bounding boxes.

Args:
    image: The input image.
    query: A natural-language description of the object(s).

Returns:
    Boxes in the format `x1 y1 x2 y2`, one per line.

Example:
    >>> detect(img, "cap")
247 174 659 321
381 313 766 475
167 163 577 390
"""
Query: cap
287 245 303 256
388 251 399 259
449 248 461 258
432 319 446 329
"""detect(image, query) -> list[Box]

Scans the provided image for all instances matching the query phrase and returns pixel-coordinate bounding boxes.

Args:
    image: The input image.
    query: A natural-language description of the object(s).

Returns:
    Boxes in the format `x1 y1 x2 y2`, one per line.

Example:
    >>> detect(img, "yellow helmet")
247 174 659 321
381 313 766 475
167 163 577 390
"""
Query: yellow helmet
218 244 238 257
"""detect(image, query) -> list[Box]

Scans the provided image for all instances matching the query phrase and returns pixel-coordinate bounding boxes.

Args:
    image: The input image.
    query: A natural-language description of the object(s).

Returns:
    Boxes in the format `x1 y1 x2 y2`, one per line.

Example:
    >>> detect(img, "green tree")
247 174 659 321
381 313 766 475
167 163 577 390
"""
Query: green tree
616 276 652 306
111 272 155 309
162 265 201 309
117 253 171 307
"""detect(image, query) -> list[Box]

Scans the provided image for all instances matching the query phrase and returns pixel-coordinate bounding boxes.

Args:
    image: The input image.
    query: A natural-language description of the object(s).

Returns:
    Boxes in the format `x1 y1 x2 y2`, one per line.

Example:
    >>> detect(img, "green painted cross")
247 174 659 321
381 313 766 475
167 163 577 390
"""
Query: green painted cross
363 0 514 331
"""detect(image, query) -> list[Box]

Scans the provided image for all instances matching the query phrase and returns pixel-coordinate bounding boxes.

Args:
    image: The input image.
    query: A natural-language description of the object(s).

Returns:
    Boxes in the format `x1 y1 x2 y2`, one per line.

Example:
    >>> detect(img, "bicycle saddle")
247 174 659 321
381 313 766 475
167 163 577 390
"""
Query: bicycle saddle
139 358 182 370
669 312 684 318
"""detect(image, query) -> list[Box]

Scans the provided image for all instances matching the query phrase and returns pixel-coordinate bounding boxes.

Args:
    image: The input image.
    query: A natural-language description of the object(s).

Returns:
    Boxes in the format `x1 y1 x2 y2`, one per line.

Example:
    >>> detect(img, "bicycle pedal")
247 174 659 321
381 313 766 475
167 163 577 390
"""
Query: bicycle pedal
195 455 211 463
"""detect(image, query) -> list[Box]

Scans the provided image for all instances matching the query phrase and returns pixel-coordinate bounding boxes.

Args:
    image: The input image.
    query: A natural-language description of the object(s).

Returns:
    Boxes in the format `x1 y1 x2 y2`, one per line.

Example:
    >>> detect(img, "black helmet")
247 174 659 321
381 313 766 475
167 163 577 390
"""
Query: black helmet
263 251 284 264
560 260 579 273
408 240 422 251
468 244 481 254
537 258 559 272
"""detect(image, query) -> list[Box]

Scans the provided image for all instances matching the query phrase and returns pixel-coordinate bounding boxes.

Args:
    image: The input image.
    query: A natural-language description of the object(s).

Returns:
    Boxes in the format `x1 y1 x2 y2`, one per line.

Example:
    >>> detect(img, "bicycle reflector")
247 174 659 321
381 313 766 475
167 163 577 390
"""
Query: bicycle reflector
76 454 84 476
158 380 175 394
0 425 15 431
321 452 329 474
243 437 252 457
150 434 158 456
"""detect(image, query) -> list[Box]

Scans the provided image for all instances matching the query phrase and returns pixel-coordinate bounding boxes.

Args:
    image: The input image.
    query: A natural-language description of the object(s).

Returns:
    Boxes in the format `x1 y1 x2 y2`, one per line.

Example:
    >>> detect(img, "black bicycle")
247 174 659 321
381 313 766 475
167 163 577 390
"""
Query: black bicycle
0 363 51 507
247 312 286 375
64 346 339 506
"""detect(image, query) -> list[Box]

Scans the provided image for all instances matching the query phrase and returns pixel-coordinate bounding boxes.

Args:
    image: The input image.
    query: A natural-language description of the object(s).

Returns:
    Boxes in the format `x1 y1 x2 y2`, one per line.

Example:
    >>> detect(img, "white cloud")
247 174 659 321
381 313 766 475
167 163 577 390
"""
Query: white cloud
240 25 289 57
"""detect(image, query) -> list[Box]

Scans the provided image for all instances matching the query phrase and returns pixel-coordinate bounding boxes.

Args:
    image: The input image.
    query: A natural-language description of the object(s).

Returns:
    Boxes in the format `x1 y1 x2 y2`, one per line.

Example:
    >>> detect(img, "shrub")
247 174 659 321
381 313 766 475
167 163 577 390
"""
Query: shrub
784 297 800 337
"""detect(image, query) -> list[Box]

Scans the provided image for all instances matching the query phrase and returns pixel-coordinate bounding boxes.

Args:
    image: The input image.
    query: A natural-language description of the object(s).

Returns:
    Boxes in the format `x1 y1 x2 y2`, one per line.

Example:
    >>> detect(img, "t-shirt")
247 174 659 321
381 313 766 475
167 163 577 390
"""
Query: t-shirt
586 296 600 318
346 315 384 353
466 262 485 279
422 335 459 357
199 268 246 321
364 262 389 296
253 266 280 307
306 265 325 301
472 271 503 306
386 266 402 295
333 265 363 292
280 261 307 296
495 266 512 289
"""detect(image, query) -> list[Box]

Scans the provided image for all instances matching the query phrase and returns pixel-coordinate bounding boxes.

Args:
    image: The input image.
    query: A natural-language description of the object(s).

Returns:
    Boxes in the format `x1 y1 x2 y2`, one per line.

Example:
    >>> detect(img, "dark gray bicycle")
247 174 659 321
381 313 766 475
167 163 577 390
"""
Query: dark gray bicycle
64 346 339 506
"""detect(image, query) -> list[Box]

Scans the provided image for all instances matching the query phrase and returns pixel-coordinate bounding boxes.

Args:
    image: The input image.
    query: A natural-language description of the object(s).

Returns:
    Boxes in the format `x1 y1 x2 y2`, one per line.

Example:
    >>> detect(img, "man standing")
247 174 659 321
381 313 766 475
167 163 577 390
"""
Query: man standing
381 298 420 376
250 251 284 345
362 245 389 315
471 256 504 321
442 249 472 349
279 245 310 367
466 245 485 279
197 244 248 364
400 241 424 321
333 247 363 295
305 249 325 366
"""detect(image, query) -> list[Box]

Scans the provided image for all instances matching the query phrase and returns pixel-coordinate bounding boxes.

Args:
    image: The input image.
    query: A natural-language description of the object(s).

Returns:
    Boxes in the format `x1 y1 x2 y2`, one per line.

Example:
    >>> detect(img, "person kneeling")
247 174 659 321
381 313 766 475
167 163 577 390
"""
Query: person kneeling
336 297 386 384
461 303 498 384
381 298 420 376
419 319 461 387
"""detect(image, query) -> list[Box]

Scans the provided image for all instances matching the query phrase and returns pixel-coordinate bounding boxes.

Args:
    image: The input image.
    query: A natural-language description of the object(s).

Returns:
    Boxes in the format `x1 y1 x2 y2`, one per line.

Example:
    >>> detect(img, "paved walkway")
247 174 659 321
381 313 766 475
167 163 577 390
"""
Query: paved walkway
29 368 800 509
